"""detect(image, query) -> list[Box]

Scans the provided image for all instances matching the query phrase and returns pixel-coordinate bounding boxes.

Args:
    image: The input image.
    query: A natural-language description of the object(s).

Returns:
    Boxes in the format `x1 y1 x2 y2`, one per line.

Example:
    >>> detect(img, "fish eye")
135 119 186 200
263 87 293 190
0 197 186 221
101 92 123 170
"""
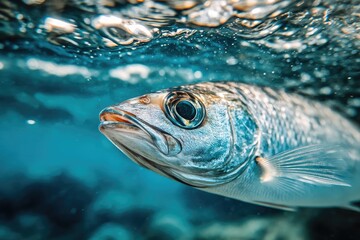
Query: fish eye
163 91 205 129
175 100 196 120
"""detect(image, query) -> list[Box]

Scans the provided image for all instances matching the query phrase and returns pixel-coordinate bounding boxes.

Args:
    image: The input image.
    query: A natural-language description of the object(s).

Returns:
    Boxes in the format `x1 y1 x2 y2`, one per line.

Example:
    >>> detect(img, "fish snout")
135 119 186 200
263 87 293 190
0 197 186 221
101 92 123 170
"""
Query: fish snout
99 106 182 156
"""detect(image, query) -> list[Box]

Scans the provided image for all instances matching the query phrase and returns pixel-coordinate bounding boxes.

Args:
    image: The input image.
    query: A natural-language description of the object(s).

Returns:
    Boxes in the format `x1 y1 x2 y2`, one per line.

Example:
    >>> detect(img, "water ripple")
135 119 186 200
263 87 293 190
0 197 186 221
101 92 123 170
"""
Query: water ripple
0 0 359 122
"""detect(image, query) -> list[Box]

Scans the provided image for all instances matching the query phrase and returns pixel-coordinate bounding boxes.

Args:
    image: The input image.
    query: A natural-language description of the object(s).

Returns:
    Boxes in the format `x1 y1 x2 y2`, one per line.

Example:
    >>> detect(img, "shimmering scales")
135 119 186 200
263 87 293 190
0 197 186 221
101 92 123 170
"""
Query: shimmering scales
99 82 360 210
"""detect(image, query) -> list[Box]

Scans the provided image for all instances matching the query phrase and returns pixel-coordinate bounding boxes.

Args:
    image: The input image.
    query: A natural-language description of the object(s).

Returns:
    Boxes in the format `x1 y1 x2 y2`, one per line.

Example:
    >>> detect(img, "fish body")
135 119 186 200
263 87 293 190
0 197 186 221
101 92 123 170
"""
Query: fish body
99 82 360 211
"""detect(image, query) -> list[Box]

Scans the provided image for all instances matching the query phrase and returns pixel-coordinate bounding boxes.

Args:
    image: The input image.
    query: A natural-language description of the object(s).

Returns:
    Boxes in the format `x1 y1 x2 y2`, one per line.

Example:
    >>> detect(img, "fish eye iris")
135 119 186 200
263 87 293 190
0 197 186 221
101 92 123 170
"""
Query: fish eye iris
175 100 196 120
163 91 205 129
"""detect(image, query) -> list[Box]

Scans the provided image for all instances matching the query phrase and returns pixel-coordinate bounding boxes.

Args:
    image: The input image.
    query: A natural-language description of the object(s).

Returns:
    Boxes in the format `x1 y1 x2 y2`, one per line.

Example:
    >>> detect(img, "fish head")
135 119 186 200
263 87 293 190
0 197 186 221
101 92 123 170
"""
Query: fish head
99 86 251 188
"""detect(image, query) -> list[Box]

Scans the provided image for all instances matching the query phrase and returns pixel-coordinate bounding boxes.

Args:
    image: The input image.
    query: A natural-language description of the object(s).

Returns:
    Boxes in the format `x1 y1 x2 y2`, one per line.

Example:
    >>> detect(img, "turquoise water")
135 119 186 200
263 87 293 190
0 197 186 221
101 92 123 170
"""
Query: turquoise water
0 0 359 239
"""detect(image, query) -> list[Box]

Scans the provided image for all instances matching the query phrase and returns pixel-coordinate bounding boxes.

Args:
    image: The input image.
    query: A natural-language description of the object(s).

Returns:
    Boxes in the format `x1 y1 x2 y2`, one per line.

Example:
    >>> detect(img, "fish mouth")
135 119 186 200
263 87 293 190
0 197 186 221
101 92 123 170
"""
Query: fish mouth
99 106 182 156
99 106 189 183
99 108 138 129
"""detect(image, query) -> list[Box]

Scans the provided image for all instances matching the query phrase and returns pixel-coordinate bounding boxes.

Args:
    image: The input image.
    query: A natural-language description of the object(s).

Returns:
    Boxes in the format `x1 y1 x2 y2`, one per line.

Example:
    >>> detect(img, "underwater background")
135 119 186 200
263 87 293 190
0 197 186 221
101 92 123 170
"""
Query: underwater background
0 0 359 239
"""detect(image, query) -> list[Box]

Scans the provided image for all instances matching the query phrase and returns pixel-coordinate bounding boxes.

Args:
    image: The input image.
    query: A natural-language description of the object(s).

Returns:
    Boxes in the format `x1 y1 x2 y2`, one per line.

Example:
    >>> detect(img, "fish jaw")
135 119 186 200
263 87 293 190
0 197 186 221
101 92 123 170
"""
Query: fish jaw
99 106 182 159
98 106 213 186
98 105 238 188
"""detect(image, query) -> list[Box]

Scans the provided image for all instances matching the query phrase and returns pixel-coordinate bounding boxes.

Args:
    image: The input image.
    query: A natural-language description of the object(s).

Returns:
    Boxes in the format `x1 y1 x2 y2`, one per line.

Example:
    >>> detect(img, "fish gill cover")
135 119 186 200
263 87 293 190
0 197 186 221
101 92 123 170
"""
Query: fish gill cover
0 0 359 240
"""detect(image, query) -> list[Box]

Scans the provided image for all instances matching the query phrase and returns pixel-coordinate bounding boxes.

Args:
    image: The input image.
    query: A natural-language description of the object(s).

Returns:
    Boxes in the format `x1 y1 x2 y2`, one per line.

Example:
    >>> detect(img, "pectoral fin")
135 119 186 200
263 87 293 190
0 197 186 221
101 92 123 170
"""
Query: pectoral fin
255 144 351 187
254 200 297 211
342 203 360 212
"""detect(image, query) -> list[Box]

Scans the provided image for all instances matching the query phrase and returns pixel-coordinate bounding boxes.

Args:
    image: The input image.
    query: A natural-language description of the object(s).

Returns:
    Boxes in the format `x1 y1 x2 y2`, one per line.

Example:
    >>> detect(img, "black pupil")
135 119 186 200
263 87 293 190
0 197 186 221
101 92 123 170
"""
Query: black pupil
175 100 196 120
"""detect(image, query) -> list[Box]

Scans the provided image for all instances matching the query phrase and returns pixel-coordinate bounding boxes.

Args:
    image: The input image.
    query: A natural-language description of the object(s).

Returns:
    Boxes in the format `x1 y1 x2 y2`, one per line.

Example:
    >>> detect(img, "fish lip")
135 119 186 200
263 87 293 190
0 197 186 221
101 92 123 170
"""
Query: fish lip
99 106 182 156
99 107 137 130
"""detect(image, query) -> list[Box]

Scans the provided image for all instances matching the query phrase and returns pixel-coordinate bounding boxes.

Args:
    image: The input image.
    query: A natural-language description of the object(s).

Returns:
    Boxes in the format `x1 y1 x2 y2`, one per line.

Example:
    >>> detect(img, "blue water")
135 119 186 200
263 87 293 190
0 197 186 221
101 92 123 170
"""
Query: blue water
0 0 359 239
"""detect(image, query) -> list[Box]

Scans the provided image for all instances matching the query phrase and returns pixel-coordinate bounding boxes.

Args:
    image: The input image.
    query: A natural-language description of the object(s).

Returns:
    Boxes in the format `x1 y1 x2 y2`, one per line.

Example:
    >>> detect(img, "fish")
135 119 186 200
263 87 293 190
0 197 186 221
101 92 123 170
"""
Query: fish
99 82 360 211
